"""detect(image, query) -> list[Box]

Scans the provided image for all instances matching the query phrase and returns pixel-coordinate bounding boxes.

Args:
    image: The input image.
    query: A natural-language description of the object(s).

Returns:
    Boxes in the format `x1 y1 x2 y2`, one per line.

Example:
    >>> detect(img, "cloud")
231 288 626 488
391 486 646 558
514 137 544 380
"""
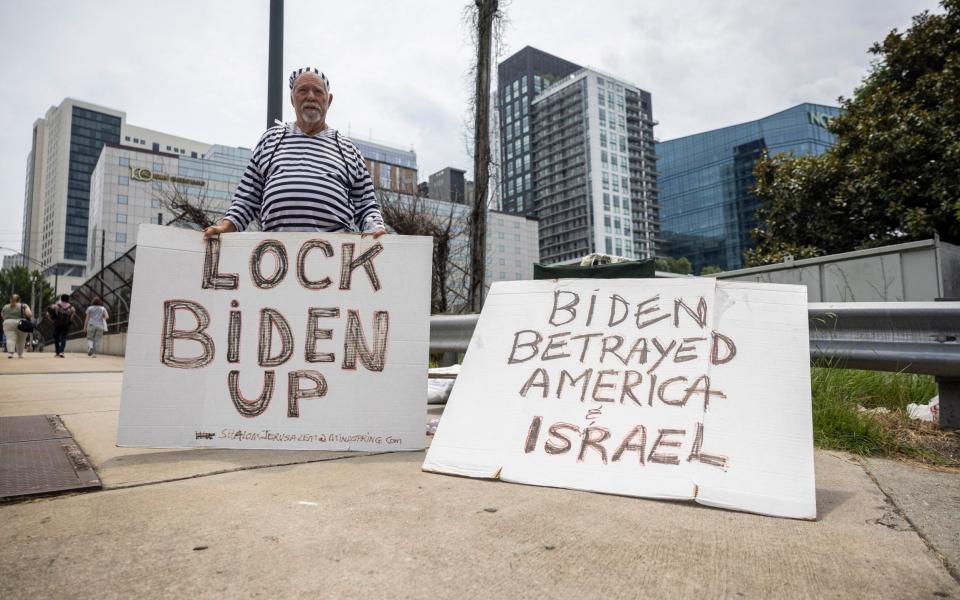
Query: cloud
0 0 941 254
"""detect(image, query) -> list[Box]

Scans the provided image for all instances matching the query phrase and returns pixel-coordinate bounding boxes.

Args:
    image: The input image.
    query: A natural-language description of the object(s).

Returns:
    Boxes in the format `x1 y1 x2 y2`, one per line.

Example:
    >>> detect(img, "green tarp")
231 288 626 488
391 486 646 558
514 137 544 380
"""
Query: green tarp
533 259 656 280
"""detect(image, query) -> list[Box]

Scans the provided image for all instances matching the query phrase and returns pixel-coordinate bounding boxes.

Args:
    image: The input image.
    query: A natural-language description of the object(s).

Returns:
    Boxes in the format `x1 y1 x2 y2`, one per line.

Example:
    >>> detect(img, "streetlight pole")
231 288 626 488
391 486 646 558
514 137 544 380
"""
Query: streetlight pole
267 0 284 128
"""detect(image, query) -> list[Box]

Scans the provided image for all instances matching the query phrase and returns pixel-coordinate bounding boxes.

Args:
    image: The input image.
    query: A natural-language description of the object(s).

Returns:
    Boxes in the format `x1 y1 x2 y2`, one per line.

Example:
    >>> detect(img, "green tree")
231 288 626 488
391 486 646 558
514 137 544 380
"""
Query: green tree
655 256 693 275
748 0 960 266
700 265 723 275
0 266 55 311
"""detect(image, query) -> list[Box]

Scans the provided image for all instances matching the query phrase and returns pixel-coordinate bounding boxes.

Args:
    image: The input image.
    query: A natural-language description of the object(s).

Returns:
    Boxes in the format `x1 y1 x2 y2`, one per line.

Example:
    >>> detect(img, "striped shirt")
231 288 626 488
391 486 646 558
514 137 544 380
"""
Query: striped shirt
223 124 385 233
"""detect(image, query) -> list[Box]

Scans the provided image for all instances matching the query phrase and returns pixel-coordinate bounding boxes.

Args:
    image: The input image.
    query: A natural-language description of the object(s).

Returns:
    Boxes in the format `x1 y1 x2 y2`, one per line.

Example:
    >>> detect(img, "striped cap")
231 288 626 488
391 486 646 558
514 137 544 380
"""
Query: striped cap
289 67 330 90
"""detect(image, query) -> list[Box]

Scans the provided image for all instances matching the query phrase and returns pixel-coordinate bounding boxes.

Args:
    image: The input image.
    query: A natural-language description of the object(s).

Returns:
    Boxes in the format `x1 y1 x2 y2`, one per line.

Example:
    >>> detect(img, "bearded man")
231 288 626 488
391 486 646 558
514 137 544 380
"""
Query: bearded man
204 68 387 238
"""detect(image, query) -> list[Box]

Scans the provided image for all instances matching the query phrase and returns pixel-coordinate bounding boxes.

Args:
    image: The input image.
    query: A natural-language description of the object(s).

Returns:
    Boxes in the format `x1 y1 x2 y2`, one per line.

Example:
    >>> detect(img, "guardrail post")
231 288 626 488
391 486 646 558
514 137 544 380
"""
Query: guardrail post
938 378 960 429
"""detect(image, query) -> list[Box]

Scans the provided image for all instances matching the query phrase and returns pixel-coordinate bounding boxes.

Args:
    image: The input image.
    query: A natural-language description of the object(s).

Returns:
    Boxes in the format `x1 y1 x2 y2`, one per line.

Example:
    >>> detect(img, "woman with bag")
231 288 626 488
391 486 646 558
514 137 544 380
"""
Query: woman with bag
2 294 33 359
83 297 109 357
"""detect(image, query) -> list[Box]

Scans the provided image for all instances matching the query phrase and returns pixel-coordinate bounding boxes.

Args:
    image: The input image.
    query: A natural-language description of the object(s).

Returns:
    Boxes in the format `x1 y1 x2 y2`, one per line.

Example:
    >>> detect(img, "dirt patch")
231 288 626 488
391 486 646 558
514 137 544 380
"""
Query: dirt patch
871 412 960 471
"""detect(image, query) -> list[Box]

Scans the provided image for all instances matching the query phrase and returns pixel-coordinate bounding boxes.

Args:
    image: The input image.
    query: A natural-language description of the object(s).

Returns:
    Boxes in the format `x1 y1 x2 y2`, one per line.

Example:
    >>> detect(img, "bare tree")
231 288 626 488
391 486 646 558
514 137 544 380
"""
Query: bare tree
379 192 471 314
154 182 221 230
465 0 503 312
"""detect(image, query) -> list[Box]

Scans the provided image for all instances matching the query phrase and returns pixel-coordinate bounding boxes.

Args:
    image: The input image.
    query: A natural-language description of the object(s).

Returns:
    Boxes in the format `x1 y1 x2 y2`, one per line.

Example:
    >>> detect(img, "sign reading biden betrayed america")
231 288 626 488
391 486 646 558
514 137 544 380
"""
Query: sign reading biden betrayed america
118 225 432 451
423 278 816 519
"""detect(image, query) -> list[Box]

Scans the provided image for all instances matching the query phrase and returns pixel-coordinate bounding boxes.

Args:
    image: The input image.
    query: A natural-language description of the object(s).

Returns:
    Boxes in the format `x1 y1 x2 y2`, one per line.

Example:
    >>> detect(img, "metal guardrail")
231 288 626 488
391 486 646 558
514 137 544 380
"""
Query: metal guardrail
430 302 960 426
808 303 959 377
432 303 960 372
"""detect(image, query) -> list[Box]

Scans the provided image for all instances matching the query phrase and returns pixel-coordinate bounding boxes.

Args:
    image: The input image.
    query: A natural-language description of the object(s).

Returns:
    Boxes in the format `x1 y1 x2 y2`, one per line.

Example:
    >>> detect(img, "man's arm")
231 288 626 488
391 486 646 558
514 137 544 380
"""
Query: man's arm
345 142 388 239
205 129 277 237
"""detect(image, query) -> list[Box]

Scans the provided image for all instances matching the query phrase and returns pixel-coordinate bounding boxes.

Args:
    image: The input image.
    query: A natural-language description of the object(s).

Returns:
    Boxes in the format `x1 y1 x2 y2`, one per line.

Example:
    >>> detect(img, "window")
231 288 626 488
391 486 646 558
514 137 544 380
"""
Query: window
152 181 162 190
522 135 529 152
599 108 606 125
598 91 605 107
116 232 127 243
119 157 129 166
613 196 620 209
117 195 128 205
521 77 528 95
603 193 610 210
151 199 161 208
522 117 529 133
600 131 607 148
498 231 504 239
598 77 605 87
379 165 391 189
499 258 505 265
601 150 608 165
605 237 612 253
153 162 163 172
117 213 127 223
534 75 542 93
602 172 609 190
118 175 128 185
524 173 531 191
604 215 611 232
124 136 131 142
166 146 171 151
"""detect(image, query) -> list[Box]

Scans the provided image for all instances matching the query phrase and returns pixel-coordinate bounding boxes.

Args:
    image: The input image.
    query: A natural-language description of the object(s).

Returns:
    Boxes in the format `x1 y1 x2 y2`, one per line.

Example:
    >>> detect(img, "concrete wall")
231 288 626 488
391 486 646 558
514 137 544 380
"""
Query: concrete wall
64 332 126 356
715 238 960 302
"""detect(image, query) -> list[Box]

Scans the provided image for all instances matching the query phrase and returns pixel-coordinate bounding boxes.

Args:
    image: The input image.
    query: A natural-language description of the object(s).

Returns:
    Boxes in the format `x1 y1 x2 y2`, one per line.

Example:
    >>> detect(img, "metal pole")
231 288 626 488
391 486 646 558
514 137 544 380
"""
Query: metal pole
267 0 284 128
100 229 105 299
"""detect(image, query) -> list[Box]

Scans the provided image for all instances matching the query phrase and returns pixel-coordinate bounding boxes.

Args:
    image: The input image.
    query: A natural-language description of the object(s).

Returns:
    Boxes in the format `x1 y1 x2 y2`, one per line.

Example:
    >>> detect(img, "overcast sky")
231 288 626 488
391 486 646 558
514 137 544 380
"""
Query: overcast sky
0 0 941 256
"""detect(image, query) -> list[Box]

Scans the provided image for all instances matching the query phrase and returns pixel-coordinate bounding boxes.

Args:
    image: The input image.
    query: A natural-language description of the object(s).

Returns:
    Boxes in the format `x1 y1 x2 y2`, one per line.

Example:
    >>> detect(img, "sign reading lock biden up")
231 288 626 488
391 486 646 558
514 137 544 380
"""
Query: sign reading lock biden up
117 225 432 451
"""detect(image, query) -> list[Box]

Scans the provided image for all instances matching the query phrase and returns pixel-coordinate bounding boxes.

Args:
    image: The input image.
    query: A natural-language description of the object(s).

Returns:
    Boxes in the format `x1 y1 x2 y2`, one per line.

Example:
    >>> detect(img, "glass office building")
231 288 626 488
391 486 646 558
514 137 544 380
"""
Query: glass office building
658 103 841 273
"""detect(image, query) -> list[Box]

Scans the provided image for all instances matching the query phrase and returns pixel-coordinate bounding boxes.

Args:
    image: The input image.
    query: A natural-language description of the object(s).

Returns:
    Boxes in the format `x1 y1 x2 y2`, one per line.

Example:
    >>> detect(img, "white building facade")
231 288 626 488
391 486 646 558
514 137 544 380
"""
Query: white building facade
485 210 540 287
21 98 213 294
88 144 250 272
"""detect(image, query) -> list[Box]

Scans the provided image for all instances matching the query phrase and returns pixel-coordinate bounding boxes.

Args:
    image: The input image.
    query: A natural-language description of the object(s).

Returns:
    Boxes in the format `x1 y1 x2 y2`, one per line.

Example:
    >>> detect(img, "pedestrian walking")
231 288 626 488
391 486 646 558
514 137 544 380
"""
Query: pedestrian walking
83 298 109 357
2 294 33 359
46 294 76 357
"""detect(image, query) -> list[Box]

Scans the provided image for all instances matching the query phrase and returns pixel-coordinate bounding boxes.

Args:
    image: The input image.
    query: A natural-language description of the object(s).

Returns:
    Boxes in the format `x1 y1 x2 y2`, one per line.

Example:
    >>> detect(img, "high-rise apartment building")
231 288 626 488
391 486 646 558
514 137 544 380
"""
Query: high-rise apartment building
657 103 841 273
22 98 211 294
496 47 581 216
532 69 659 265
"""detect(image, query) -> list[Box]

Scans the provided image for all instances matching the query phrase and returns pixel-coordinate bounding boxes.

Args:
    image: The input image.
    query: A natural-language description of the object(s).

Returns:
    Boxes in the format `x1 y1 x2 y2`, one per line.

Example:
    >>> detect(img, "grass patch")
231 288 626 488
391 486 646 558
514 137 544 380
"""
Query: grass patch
811 368 958 466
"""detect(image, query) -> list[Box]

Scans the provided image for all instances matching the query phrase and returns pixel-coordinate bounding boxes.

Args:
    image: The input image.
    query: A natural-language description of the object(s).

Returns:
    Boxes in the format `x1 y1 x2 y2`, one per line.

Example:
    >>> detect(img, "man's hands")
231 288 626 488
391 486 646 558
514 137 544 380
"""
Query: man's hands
362 227 389 239
203 220 237 238
202 221 388 239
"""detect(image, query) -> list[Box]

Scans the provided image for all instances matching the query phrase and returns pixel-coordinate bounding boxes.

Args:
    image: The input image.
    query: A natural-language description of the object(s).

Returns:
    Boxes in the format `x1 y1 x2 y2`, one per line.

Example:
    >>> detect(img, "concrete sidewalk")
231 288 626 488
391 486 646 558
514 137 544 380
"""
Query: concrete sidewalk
1 353 959 599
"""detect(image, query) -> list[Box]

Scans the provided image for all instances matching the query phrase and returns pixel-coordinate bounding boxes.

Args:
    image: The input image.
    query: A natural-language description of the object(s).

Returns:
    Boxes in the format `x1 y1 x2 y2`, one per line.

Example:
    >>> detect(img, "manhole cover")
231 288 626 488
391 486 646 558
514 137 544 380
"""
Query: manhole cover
0 415 70 443
0 415 101 499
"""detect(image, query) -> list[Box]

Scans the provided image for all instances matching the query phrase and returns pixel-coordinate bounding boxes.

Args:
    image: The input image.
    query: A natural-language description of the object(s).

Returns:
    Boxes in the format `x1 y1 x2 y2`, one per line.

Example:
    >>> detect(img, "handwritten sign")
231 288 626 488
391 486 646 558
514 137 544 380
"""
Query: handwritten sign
118 225 432 451
423 278 816 519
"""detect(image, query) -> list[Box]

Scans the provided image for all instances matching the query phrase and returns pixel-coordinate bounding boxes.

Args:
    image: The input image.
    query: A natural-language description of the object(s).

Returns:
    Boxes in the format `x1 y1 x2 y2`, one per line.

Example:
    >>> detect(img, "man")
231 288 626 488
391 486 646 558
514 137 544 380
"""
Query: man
204 68 387 239
46 294 75 358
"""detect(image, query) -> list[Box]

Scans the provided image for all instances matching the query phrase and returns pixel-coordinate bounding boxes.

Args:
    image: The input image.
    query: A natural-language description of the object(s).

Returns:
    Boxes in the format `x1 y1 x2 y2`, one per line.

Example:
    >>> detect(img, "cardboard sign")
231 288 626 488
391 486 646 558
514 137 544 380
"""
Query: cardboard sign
423 279 816 519
118 225 432 451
